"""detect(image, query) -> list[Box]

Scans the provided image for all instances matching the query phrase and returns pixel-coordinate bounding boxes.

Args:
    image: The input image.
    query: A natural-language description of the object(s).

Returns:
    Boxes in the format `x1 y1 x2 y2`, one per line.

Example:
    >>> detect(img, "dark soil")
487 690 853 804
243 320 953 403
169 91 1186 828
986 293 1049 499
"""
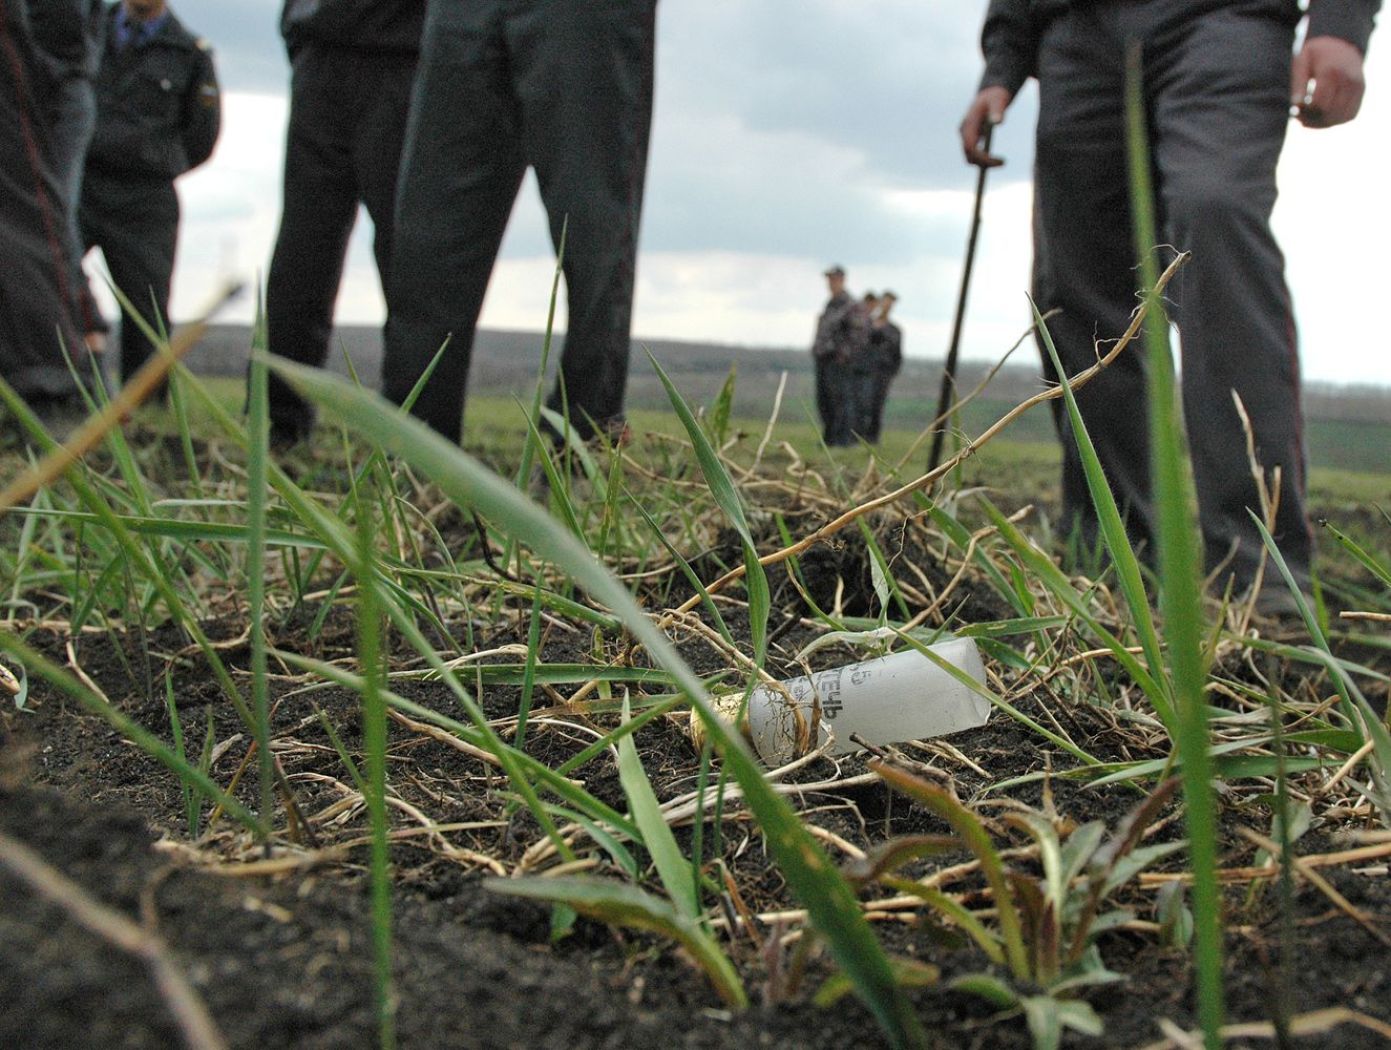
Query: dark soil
4 606 1390 1050
3 453 1389 1049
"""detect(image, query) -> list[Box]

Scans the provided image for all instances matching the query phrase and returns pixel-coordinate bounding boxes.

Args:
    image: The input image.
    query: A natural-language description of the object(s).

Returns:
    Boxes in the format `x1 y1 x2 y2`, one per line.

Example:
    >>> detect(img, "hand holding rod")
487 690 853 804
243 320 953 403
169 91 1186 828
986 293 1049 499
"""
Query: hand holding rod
927 120 995 474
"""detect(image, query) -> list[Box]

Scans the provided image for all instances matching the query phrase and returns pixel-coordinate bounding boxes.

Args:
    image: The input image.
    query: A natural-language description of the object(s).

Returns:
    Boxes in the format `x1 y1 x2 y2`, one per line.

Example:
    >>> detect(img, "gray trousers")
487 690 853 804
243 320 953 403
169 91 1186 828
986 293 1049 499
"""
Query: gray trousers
1032 1 1311 590
383 0 656 444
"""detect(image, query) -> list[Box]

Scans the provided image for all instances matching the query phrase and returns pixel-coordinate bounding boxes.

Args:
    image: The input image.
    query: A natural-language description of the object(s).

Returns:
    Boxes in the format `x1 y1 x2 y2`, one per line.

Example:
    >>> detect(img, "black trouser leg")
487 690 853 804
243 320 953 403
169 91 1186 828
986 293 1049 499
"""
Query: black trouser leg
80 172 177 387
1033 10 1155 556
814 357 835 439
0 33 83 399
823 359 855 446
265 45 415 436
383 2 524 444
508 0 656 440
868 370 891 442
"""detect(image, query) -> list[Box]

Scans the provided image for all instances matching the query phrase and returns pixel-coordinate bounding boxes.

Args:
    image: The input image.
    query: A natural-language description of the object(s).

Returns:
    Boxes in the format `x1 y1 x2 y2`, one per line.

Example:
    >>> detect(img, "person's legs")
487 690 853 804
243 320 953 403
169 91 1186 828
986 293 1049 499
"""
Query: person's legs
1032 7 1155 557
815 356 835 440
265 45 365 438
1147 7 1310 594
382 0 524 444
80 172 178 386
39 75 103 340
510 0 656 440
0 21 84 402
354 50 416 289
824 359 854 446
871 370 891 442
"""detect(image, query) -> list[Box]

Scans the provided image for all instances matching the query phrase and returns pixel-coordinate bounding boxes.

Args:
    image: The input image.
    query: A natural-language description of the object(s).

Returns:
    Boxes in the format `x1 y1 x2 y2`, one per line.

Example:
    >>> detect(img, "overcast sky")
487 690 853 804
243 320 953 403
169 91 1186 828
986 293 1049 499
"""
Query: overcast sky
141 1 1391 388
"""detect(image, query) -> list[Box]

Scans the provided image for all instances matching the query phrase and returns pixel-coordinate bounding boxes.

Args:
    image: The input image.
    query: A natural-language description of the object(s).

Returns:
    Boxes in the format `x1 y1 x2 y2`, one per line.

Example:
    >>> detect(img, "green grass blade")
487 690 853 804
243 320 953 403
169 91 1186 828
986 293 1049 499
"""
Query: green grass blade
1125 44 1223 1046
0 378 258 735
515 220 567 494
247 309 274 847
490 877 747 1008
267 358 925 1049
813 956 940 1008
647 352 771 667
627 490 734 645
0 631 263 833
874 761 1028 980
1031 301 1168 710
275 649 640 841
880 876 1005 965
980 500 1170 720
8 509 329 550
1254 516 1391 815
617 692 701 920
1319 521 1391 589
353 515 396 1050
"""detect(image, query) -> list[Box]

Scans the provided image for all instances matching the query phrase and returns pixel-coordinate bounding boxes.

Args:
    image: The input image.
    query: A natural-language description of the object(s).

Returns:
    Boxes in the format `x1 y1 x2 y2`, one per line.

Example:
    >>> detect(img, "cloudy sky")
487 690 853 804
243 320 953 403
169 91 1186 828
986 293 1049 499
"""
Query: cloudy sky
149 1 1390 388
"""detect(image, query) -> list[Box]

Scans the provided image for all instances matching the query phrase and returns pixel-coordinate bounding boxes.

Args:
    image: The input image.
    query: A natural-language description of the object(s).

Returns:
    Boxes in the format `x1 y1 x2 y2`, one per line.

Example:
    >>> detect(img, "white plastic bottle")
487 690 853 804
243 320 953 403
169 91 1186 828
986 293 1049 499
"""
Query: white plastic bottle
693 637 990 766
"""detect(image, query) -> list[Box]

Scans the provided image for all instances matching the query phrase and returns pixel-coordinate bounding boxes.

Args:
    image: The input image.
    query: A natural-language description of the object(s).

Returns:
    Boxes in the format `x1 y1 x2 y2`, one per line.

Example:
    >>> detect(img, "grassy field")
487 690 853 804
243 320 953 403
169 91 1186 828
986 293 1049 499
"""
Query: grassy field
2 360 1389 1050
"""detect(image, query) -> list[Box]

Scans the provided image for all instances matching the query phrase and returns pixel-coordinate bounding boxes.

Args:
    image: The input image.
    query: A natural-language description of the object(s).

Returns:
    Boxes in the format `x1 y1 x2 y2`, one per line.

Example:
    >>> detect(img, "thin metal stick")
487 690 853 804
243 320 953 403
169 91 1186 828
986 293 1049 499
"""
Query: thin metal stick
928 122 995 473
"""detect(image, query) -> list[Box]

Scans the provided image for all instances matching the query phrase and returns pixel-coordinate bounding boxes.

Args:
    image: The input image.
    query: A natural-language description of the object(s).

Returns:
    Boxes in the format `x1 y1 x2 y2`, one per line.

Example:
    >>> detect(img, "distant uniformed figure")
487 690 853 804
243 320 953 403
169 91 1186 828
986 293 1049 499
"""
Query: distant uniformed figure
79 0 219 387
263 0 425 447
811 265 870 447
382 0 658 446
865 290 902 443
0 0 88 427
846 290 882 441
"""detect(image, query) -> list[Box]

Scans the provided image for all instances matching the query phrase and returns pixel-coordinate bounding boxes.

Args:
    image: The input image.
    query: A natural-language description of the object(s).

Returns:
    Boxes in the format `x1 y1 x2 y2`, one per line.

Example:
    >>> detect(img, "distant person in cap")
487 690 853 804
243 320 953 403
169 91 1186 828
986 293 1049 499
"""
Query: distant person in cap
811 265 870 447
961 0 1375 613
261 0 425 447
78 0 220 392
865 290 902 443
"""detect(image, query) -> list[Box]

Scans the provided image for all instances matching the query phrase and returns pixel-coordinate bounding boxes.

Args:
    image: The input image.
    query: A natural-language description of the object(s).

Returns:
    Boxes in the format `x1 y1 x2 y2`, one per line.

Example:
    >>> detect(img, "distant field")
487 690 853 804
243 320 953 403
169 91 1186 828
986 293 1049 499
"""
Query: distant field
182 377 1384 534
190 324 1391 477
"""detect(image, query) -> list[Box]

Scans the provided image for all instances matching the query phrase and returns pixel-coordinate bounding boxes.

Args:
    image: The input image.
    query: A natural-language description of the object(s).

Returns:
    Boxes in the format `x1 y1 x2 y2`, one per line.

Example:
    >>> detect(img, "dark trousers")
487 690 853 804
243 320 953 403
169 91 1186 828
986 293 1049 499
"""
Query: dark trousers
866 368 895 442
265 44 416 436
819 359 868 447
1032 2 1310 590
79 169 178 384
814 355 836 438
383 0 656 444
0 12 83 399
38 73 102 337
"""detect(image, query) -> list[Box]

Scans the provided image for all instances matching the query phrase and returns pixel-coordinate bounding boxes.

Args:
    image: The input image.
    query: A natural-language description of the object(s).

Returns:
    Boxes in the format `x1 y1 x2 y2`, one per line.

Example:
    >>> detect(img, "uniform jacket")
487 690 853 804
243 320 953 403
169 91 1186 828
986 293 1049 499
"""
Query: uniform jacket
871 322 903 376
280 0 424 56
813 292 871 364
980 0 1381 95
86 2 218 181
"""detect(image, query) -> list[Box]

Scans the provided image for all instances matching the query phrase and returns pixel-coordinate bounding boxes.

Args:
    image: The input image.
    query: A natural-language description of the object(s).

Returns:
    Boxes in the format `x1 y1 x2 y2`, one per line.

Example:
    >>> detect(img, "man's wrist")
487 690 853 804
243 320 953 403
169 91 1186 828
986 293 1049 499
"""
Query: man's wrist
1305 2 1377 56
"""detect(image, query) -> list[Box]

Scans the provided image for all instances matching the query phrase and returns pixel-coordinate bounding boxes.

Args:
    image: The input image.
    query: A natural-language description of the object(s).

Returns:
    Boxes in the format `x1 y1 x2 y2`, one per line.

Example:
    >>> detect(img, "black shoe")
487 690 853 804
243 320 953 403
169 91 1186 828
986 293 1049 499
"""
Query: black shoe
268 417 312 452
29 395 89 444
